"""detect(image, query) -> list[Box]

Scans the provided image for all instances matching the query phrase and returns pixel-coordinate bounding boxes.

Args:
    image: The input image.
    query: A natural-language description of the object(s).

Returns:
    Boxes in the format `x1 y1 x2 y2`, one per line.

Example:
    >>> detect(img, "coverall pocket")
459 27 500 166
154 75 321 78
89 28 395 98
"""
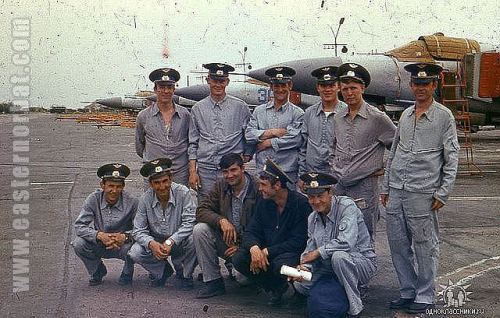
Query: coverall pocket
386 214 404 241
407 214 432 243
385 196 405 241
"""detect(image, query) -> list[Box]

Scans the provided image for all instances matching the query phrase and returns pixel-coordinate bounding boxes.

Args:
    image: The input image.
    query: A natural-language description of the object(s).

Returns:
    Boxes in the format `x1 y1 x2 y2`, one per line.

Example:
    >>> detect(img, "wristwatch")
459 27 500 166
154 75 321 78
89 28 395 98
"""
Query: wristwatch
165 238 173 246
124 233 132 243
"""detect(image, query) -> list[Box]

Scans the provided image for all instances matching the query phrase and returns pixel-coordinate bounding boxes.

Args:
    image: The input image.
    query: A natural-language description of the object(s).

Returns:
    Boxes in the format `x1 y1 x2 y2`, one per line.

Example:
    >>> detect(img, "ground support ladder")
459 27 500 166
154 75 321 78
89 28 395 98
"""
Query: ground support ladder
440 60 482 176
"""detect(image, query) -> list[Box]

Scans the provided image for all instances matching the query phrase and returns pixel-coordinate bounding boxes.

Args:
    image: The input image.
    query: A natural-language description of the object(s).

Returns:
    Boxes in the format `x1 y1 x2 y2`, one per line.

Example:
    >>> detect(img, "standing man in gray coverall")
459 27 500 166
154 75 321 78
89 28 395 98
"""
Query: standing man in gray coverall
73 163 138 286
128 158 197 290
135 68 194 187
292 172 376 317
193 153 261 299
189 63 253 199
135 68 195 278
299 66 347 180
332 63 396 241
381 63 459 314
245 66 304 185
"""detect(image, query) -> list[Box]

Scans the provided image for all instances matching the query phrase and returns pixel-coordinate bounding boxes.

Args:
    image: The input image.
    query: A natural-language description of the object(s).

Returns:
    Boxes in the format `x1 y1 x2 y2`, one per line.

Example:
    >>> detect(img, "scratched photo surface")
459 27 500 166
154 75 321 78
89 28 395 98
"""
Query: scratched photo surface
1 1 499 317
1 0 499 107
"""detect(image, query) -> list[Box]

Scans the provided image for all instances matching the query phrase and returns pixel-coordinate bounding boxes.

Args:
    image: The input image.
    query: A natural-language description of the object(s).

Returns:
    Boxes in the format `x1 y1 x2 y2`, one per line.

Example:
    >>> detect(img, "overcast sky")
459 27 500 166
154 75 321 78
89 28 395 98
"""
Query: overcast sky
1 0 499 108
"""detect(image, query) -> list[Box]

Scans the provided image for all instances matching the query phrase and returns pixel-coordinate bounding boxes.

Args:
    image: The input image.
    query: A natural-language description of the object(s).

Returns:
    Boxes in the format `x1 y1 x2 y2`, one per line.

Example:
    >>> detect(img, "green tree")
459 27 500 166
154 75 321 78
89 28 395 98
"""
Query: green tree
0 102 14 113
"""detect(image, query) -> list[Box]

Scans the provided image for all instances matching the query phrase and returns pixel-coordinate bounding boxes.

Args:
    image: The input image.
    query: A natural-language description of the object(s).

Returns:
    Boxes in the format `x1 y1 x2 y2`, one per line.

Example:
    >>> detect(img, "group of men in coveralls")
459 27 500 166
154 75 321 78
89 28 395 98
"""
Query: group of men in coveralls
72 60 459 317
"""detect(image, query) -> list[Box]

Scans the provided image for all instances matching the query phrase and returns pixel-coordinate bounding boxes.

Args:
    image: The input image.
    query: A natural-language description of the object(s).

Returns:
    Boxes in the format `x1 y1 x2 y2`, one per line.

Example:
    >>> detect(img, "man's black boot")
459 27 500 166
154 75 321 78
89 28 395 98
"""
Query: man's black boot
196 278 225 299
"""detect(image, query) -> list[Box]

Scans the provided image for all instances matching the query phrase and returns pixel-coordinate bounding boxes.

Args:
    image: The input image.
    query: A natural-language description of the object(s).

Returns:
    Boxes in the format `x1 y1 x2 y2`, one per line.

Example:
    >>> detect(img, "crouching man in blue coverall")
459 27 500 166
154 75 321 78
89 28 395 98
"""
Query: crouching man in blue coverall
292 172 377 317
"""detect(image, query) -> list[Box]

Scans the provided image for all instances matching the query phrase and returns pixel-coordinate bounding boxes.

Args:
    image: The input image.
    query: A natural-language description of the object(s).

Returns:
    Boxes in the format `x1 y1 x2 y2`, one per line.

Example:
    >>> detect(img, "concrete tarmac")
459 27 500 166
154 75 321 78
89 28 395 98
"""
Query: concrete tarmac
1 113 499 318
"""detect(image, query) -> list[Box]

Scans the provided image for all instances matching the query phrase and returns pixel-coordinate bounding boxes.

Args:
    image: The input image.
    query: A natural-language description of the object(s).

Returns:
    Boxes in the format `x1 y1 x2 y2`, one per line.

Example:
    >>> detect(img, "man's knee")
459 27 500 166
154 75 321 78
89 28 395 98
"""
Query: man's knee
193 223 212 240
128 243 145 263
232 249 249 272
294 280 311 296
331 251 351 269
182 234 196 254
72 237 93 256
233 268 251 285
117 242 134 259
232 249 244 266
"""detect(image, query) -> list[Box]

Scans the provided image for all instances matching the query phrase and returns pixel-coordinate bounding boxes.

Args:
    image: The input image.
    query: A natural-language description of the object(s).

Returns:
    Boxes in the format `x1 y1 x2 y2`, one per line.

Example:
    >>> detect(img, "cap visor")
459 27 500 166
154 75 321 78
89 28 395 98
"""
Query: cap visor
101 177 125 182
156 81 175 86
258 171 273 179
208 74 228 81
317 80 337 85
304 188 328 195
412 78 435 84
270 79 292 84
148 170 170 180
340 76 364 85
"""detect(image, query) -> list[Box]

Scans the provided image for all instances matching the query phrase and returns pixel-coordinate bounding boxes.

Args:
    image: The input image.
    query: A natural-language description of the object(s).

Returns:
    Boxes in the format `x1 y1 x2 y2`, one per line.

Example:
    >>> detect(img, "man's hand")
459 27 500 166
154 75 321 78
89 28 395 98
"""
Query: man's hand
288 264 311 282
189 171 201 190
380 194 389 207
298 180 305 193
249 245 269 274
108 233 127 249
224 245 238 258
301 249 320 264
431 199 444 211
189 160 200 190
256 139 272 152
272 128 287 138
259 128 287 140
149 241 170 260
219 218 237 246
97 232 117 249
262 248 269 257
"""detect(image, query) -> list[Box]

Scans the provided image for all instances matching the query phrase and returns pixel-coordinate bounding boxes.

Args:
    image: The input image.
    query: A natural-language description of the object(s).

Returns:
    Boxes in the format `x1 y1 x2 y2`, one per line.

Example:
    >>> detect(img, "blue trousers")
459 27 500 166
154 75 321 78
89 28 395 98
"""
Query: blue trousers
294 252 376 316
232 248 300 293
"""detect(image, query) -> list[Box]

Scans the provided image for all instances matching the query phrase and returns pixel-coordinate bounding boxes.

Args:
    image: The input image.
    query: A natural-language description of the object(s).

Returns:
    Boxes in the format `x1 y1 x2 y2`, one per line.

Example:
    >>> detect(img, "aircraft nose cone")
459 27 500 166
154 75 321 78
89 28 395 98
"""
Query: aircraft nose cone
175 85 211 101
248 68 269 83
95 97 123 109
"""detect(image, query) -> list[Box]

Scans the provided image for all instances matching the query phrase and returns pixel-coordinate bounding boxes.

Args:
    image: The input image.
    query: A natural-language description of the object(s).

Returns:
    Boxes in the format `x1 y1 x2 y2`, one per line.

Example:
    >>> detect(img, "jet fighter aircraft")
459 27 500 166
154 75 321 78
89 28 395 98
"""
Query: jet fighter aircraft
248 33 500 126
